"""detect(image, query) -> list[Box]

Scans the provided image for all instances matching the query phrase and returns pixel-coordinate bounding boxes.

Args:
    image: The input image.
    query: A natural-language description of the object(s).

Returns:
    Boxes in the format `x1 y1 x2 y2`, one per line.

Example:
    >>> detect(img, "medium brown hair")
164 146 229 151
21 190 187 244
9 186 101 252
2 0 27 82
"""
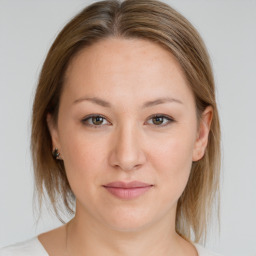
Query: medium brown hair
31 0 221 244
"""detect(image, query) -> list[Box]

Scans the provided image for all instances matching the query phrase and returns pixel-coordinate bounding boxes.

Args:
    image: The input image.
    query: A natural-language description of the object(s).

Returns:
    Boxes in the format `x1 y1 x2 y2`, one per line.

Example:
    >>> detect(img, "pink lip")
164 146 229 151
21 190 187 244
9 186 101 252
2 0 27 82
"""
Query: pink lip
103 181 153 200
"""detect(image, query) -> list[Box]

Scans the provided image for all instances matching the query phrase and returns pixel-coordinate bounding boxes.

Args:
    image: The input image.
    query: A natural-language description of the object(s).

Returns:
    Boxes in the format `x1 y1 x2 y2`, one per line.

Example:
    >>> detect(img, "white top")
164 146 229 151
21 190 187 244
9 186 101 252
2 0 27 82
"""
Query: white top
0 237 222 256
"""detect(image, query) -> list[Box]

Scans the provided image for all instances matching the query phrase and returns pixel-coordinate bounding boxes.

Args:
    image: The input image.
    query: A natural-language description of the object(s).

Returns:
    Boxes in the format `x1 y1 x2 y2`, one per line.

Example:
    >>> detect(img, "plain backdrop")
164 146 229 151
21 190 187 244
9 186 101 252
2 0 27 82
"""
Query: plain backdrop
0 1 256 255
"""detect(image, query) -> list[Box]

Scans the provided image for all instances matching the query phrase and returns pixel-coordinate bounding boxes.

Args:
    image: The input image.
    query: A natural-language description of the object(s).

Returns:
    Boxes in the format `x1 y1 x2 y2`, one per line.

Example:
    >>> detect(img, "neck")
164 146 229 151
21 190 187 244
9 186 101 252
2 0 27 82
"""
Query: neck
65 210 192 256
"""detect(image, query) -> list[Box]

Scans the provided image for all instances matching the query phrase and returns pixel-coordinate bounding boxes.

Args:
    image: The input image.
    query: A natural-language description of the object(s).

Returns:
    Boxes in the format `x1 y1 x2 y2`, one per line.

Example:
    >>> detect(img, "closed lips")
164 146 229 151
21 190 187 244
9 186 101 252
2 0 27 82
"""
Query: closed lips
102 181 153 200
103 181 153 188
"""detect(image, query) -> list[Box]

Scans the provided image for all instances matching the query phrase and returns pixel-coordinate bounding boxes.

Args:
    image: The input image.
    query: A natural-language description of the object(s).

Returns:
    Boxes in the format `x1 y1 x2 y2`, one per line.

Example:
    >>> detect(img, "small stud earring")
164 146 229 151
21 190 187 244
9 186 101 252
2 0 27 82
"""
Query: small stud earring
52 148 62 160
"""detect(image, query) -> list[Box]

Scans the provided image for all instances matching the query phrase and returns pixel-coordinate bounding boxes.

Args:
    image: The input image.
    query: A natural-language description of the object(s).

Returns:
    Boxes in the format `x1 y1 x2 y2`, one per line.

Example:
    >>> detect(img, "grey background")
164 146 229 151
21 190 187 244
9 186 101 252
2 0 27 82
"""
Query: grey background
0 1 256 255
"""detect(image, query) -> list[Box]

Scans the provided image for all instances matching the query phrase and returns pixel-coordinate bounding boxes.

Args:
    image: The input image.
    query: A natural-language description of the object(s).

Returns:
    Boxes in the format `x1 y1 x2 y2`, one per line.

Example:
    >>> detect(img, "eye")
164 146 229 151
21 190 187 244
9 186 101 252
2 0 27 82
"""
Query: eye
81 114 175 129
147 114 174 127
81 114 110 128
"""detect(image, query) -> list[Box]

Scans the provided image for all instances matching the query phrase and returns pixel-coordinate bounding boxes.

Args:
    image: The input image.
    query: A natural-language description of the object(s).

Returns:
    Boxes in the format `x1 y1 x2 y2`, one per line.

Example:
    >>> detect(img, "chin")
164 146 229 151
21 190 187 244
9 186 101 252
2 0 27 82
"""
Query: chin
98 206 159 233
107 218 153 233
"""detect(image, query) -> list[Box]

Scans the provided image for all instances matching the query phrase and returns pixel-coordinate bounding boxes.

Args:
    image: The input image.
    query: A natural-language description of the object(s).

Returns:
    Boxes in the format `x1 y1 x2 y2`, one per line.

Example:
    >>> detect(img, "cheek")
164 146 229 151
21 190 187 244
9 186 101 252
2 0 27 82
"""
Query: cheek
152 127 195 171
59 127 106 193
150 129 196 199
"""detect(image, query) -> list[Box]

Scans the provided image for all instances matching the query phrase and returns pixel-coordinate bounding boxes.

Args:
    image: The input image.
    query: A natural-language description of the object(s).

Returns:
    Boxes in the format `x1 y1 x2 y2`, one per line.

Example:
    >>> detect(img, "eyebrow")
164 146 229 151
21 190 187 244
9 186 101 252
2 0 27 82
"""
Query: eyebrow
73 96 183 108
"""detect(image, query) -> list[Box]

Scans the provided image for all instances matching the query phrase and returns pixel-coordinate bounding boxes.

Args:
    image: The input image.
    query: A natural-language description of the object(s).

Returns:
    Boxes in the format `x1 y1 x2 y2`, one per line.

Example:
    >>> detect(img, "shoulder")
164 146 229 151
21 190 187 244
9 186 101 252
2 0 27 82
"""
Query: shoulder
193 243 223 256
0 237 48 256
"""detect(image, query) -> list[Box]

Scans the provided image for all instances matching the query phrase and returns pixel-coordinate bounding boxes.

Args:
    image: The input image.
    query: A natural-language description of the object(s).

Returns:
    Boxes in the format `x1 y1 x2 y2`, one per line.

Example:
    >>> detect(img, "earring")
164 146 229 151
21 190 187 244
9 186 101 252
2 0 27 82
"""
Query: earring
52 148 62 160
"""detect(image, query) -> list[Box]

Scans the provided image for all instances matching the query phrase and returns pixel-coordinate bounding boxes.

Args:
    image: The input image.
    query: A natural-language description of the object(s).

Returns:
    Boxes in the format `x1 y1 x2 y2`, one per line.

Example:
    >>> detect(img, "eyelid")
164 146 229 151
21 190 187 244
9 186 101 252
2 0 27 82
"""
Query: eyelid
81 114 110 128
146 114 175 128
81 113 175 128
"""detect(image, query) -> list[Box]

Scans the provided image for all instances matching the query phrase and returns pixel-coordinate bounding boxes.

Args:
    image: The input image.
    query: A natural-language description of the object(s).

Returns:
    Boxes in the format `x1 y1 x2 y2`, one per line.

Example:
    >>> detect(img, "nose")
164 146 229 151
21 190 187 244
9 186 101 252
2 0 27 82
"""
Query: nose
109 123 147 172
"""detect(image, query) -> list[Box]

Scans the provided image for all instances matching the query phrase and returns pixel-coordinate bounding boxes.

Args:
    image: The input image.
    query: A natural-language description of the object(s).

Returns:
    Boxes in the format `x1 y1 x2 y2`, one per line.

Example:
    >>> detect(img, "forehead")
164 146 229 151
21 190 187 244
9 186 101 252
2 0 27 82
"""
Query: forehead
66 37 185 81
63 37 193 107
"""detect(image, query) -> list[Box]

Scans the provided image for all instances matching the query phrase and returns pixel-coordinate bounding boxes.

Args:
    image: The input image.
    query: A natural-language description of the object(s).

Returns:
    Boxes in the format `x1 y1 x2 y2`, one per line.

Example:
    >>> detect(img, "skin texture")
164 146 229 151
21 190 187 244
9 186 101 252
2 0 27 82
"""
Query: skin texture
42 37 212 256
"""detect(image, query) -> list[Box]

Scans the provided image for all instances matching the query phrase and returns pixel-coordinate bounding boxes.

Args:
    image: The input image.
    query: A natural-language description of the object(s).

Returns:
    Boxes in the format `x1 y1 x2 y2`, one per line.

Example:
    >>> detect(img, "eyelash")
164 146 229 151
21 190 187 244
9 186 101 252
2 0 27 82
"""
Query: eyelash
81 114 175 129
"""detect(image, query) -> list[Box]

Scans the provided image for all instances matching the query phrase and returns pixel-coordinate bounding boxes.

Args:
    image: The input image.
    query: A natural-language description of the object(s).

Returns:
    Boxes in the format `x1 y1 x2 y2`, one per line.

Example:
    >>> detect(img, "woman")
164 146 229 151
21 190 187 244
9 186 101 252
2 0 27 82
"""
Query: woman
0 0 222 255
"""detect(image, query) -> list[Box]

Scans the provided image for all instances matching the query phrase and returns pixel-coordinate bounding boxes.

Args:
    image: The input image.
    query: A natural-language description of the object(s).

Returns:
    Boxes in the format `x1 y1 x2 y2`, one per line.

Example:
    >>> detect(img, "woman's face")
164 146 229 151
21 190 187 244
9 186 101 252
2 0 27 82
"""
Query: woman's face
48 37 212 231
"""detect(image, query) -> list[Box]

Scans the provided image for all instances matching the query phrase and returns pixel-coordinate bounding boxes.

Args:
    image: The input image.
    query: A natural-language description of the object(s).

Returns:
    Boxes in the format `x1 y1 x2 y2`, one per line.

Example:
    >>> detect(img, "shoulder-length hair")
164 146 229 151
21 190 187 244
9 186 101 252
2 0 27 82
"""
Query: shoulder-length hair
31 0 221 244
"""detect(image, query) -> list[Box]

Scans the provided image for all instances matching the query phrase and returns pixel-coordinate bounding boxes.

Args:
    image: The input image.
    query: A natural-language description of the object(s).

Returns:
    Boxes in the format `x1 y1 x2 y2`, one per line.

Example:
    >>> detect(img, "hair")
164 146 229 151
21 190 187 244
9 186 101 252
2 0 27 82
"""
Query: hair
31 0 221 245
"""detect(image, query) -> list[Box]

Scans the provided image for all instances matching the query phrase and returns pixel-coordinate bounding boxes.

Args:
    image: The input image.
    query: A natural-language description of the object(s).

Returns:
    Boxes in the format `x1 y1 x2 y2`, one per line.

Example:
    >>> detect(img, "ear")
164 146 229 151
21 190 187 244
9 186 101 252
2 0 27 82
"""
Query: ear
46 113 61 151
192 106 213 162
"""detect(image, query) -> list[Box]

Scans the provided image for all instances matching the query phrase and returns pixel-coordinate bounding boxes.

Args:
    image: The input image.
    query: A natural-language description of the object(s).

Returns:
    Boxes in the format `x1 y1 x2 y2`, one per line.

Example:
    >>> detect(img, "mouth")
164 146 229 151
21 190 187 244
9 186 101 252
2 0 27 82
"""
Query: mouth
102 181 154 200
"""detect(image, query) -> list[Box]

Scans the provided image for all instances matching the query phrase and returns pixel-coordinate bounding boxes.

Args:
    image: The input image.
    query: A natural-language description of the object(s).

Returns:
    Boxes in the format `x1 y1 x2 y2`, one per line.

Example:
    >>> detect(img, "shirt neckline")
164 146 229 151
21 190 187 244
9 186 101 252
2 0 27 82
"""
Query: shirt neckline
36 236 204 256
